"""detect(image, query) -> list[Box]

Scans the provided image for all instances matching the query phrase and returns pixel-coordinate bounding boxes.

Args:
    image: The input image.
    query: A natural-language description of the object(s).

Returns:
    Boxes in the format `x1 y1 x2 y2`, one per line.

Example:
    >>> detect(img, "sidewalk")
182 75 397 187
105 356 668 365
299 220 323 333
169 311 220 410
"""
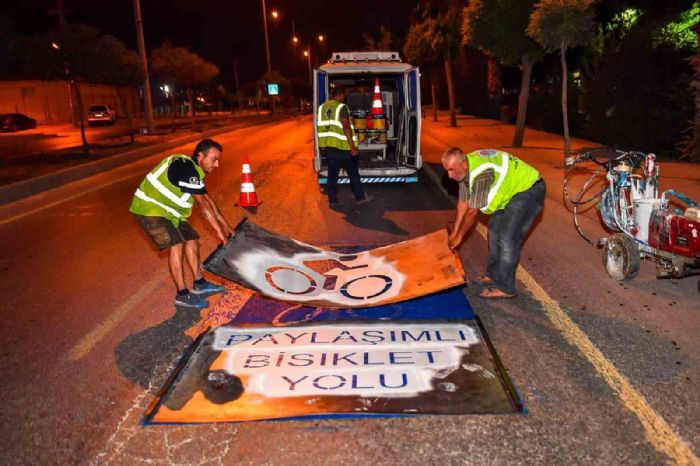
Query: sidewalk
421 112 700 202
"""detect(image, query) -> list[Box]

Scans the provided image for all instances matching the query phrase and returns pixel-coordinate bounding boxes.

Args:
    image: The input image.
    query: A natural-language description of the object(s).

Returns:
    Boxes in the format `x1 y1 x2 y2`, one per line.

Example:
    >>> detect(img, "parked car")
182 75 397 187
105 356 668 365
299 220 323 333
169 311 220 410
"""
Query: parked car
87 104 117 125
0 113 37 133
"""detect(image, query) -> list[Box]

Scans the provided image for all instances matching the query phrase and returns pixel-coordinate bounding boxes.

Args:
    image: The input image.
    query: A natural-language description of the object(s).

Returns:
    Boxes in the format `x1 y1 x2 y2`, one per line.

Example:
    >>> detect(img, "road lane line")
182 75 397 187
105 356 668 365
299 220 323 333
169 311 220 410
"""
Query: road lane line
423 163 699 465
0 171 142 226
68 272 165 361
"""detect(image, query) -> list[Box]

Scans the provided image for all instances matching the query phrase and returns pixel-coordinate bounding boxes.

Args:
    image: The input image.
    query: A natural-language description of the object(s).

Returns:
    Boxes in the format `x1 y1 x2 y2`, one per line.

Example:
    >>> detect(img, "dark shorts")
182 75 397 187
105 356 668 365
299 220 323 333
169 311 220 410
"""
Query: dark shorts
133 214 199 250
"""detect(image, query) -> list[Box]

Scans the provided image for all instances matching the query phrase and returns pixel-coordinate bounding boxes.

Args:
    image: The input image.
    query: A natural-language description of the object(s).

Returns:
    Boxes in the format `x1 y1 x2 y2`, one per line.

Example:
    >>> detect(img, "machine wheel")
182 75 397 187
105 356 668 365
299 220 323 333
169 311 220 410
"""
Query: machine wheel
602 233 640 281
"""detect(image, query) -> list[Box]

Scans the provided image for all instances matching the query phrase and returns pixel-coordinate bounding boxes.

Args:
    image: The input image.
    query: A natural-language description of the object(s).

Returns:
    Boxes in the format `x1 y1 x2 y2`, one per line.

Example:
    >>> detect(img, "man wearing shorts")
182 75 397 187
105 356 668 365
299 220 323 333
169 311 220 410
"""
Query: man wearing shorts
129 138 235 309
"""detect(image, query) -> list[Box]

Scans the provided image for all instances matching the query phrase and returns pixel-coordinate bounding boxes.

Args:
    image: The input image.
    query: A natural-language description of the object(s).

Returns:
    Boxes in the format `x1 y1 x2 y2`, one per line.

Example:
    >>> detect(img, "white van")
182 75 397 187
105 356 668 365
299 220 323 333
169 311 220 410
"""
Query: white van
313 51 422 184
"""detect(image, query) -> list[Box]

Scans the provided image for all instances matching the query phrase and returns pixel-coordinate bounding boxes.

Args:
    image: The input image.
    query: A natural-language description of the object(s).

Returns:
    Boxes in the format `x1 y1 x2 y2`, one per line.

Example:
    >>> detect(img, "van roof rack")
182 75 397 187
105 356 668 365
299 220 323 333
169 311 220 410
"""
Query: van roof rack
329 52 402 63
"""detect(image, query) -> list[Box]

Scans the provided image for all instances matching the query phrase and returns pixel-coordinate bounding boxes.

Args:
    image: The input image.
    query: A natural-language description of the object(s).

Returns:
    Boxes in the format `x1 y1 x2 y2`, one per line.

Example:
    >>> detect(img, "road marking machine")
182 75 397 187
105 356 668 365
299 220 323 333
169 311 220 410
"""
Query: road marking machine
565 149 699 292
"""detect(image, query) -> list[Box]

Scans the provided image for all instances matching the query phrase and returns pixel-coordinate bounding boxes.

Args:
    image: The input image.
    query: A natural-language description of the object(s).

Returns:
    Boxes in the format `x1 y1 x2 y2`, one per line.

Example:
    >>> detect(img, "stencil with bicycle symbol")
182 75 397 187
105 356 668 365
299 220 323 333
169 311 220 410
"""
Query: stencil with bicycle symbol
203 219 466 308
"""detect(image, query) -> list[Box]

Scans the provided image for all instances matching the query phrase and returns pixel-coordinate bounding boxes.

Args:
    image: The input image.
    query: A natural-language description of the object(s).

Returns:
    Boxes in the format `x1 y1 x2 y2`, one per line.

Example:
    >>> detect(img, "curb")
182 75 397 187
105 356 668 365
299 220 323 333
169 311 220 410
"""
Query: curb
0 114 292 205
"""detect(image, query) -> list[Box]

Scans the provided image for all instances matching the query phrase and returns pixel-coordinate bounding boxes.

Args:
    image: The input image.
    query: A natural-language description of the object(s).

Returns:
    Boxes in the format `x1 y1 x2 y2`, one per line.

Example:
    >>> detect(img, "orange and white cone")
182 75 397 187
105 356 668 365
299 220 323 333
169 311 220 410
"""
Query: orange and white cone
236 155 261 207
369 78 386 142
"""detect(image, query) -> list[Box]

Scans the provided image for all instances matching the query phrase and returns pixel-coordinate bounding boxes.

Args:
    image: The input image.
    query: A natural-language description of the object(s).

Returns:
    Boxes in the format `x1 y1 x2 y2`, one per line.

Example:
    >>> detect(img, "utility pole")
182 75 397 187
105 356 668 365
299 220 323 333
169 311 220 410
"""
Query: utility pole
132 0 155 134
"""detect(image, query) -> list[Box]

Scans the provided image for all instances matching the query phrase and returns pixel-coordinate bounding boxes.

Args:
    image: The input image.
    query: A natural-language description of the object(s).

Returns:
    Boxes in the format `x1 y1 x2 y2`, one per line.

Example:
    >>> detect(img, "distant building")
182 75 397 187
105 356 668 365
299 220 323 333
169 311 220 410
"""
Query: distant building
0 80 141 125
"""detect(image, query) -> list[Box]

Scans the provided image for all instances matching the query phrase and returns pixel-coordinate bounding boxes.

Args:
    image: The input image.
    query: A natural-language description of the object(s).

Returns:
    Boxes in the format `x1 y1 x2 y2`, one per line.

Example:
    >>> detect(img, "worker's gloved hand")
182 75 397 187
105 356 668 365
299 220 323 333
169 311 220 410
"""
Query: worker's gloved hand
351 147 359 157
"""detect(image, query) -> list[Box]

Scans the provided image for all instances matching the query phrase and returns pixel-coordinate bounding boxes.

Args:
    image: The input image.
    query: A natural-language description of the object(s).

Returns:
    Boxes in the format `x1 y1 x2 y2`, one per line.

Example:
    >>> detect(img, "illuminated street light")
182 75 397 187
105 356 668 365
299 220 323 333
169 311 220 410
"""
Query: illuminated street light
293 36 299 43
51 41 60 50
271 10 279 19
318 34 324 42
303 50 308 57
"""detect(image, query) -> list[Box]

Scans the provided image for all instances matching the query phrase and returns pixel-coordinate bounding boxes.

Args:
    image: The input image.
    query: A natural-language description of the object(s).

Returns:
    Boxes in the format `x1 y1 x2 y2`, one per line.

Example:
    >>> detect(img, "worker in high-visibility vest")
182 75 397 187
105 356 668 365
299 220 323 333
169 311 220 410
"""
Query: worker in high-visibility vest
442 147 546 299
317 85 371 207
129 138 235 309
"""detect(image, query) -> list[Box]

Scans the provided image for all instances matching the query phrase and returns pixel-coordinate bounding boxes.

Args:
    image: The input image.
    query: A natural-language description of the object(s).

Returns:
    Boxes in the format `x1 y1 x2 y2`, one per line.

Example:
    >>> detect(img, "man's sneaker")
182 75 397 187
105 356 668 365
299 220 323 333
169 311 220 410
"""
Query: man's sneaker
192 280 226 297
174 292 209 309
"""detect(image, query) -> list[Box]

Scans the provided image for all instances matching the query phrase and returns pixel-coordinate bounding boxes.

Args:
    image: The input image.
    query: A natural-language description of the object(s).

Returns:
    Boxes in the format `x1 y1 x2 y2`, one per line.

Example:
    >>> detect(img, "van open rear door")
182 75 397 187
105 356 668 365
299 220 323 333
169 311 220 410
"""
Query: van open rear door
313 69 328 172
403 67 422 169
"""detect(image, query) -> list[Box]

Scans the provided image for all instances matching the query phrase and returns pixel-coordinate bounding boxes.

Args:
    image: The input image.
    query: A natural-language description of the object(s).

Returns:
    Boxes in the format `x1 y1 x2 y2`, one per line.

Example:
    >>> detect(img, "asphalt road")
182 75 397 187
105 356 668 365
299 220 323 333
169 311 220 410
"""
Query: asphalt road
0 115 698 465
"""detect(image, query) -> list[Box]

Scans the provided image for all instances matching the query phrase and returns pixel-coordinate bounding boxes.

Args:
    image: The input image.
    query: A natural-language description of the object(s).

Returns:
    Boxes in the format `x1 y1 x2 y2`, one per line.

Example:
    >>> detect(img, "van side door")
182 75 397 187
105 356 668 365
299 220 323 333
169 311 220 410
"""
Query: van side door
404 67 422 169
313 70 329 172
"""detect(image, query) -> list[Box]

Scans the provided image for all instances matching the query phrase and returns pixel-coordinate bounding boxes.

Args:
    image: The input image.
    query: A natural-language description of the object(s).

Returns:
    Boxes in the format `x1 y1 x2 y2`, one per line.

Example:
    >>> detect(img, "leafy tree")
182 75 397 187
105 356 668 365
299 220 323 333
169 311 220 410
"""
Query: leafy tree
580 3 695 158
405 0 463 127
404 19 441 121
463 0 543 146
151 42 219 126
528 0 597 163
363 26 397 51
692 21 700 161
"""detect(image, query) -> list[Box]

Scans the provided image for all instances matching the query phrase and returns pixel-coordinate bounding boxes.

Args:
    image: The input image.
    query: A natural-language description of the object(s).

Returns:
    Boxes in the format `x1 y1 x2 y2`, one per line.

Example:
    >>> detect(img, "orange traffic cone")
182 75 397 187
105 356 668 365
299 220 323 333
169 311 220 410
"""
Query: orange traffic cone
369 79 386 143
236 155 262 207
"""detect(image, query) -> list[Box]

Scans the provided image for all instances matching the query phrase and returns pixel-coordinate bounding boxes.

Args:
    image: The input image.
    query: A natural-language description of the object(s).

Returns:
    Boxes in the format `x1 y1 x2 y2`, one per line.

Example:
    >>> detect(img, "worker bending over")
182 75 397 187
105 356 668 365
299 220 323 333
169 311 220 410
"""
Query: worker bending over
442 148 545 299
129 138 235 309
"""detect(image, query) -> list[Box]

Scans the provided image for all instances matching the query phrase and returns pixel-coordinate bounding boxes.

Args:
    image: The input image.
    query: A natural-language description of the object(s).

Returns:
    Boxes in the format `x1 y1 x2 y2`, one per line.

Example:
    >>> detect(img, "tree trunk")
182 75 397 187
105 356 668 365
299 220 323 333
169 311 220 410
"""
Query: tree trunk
444 56 457 127
73 81 90 156
431 82 438 122
187 87 195 127
692 24 700 161
560 41 572 163
512 54 534 148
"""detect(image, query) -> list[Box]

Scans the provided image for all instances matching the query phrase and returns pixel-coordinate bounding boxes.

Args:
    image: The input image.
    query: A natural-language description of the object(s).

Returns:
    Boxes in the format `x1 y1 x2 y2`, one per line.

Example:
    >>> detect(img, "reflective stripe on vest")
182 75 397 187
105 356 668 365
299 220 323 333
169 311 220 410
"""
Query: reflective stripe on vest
467 150 539 214
316 100 357 150
145 158 193 209
129 155 204 225
134 188 182 218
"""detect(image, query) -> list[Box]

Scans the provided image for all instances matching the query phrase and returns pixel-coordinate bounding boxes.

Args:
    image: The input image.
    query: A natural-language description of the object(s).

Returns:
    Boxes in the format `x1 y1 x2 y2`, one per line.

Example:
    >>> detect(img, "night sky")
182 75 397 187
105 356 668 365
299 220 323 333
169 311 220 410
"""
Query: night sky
2 0 419 86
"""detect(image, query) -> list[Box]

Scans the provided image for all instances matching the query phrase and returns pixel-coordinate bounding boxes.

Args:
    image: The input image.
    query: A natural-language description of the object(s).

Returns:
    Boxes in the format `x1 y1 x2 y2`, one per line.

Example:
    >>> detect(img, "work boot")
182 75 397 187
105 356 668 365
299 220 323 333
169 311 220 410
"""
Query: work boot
174 291 209 309
192 279 226 297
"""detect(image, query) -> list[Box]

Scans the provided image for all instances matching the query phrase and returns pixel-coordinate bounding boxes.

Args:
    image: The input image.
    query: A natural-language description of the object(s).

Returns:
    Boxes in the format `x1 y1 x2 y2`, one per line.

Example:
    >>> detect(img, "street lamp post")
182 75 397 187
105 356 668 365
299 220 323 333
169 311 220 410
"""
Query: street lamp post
304 47 312 83
260 0 275 114
132 0 155 134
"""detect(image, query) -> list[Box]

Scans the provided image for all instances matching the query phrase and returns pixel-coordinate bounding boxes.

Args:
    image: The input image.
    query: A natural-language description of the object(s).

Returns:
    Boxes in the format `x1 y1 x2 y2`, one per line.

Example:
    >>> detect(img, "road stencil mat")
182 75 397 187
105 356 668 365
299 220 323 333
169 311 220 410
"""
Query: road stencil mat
202 219 466 308
145 288 523 423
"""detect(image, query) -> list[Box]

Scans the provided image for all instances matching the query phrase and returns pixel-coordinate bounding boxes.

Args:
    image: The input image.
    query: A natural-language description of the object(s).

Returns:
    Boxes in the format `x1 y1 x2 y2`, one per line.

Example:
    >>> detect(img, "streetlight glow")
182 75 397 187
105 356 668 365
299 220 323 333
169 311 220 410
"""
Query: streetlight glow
51 42 60 50
271 10 279 19
303 50 308 57
318 34 324 42
293 36 299 43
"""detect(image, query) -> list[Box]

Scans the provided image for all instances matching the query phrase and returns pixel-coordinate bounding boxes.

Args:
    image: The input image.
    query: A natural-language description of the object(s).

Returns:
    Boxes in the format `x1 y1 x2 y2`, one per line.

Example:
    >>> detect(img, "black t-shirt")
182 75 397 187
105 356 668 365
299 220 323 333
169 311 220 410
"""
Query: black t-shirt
167 157 207 195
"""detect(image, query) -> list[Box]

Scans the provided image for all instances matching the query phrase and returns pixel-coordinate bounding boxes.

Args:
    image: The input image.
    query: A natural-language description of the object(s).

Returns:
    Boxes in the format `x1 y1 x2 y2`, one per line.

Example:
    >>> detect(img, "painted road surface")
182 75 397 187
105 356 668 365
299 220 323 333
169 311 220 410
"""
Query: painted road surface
0 113 698 465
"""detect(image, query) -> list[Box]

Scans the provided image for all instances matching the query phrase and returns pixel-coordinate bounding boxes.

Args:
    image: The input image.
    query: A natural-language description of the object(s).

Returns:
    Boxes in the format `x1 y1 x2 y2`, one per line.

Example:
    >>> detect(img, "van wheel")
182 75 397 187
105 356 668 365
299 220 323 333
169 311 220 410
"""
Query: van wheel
603 233 640 281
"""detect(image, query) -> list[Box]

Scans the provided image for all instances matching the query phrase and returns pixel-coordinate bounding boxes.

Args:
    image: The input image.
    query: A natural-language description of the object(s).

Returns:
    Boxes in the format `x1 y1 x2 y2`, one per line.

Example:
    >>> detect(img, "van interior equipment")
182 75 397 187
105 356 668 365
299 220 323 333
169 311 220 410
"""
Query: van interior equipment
313 51 422 184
